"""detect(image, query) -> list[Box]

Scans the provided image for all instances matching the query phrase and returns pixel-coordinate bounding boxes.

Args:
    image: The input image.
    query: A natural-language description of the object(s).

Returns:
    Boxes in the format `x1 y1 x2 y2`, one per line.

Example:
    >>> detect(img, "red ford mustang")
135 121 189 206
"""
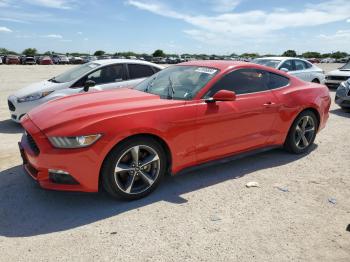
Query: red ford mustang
19 61 331 199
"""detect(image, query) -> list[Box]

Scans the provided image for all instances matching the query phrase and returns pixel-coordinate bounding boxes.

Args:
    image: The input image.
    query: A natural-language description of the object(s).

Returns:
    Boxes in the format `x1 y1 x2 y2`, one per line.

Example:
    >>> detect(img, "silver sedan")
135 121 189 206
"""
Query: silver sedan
253 57 325 84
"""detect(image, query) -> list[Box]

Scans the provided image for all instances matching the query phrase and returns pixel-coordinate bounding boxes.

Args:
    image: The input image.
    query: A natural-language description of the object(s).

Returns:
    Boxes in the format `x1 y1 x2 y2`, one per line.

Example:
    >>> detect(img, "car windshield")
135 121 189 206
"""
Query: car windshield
52 62 100 83
135 65 219 100
253 59 281 68
339 62 350 70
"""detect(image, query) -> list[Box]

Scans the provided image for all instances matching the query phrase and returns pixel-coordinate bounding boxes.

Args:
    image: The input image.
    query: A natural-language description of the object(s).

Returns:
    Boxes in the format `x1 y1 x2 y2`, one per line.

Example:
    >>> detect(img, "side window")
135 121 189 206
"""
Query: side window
152 66 161 73
128 64 155 79
205 69 269 97
303 61 312 69
86 64 124 85
279 60 294 71
266 72 290 89
294 60 306 71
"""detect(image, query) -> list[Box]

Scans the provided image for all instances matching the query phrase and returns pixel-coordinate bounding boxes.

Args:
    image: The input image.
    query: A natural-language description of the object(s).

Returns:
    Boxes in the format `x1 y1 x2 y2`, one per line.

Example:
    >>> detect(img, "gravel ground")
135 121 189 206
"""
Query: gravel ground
0 64 349 262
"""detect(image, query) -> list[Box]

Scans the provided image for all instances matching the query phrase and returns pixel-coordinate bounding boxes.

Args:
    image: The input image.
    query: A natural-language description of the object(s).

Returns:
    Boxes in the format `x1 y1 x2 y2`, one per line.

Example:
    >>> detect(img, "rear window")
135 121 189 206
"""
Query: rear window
128 64 155 79
267 72 290 89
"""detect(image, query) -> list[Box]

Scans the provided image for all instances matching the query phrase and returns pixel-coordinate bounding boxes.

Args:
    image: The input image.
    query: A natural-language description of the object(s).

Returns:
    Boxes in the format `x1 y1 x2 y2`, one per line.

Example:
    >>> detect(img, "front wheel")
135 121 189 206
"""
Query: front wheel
101 137 167 200
284 111 318 154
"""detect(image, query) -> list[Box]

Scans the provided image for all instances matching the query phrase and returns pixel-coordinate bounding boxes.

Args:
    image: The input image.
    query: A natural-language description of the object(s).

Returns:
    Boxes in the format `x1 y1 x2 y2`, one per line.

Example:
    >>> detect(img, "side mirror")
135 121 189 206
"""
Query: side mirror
83 80 96 92
206 90 236 103
280 68 289 72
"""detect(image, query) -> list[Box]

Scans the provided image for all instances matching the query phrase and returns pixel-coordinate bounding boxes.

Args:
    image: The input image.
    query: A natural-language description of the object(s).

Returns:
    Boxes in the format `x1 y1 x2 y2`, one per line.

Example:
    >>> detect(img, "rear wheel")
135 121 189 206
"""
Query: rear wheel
284 111 318 154
101 137 167 200
311 79 320 83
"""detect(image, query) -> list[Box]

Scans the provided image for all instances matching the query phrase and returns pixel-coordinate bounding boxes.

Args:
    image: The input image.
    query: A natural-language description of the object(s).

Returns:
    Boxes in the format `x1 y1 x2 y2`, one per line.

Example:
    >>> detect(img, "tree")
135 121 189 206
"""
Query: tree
0 48 9 54
22 48 37 56
282 50 297 57
94 50 105 56
240 53 259 58
331 51 348 59
302 52 321 58
152 49 165 57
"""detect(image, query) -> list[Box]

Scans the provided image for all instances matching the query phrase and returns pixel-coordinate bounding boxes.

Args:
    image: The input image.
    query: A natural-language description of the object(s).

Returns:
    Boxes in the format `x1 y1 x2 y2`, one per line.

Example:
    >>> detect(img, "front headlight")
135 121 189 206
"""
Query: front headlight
17 91 53 103
48 134 102 149
339 80 350 90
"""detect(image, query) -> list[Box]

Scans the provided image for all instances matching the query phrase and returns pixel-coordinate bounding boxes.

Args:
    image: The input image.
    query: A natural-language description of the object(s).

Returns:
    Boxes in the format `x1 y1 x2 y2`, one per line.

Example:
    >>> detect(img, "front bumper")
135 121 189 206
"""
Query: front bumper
7 95 32 123
19 117 101 192
335 88 350 108
325 80 341 89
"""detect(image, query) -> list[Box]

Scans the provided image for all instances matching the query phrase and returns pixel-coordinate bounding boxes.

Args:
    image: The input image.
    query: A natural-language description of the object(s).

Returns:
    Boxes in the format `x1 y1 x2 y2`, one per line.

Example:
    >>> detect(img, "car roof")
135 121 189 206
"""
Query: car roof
94 59 163 68
179 60 249 71
178 60 297 79
256 57 309 62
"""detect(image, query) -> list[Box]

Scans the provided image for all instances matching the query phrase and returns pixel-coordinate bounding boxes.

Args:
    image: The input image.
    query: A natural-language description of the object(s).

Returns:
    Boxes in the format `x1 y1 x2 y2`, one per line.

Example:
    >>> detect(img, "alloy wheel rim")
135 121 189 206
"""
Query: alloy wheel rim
114 145 160 195
294 116 315 149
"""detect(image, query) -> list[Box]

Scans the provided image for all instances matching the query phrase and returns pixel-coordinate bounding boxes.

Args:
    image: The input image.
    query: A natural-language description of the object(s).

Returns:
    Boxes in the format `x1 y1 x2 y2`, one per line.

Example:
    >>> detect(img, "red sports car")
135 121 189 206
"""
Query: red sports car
19 61 331 199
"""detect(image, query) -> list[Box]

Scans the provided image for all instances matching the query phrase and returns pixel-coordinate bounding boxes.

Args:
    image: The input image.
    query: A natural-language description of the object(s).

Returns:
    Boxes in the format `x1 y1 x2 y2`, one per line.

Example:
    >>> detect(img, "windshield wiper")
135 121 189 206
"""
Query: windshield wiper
145 75 157 93
167 76 175 99
49 77 60 83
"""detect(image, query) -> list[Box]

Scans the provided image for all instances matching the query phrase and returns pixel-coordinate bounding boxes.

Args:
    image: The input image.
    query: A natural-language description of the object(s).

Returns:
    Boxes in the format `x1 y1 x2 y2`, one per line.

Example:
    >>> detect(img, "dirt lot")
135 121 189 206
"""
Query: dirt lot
0 64 349 262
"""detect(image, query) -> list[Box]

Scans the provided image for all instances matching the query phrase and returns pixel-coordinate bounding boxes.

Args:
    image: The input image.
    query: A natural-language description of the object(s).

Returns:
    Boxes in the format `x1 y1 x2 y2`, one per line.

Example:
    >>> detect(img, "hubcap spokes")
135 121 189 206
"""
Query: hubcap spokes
295 116 315 149
114 145 160 194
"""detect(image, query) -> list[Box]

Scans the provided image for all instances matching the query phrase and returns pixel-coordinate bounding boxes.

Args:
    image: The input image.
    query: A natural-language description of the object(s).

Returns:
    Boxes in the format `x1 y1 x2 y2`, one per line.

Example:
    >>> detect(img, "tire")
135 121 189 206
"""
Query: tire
311 79 320 83
340 106 350 112
101 136 167 200
284 110 318 154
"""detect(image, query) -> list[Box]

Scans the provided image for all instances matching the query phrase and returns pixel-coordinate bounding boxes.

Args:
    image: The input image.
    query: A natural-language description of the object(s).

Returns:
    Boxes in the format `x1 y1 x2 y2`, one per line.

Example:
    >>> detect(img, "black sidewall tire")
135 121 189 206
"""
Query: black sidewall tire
284 111 318 154
101 137 167 200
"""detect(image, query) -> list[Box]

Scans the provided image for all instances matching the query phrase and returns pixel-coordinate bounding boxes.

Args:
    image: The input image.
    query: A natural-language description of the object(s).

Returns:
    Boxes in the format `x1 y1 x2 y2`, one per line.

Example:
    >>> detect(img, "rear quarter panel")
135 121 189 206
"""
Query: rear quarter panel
270 80 330 145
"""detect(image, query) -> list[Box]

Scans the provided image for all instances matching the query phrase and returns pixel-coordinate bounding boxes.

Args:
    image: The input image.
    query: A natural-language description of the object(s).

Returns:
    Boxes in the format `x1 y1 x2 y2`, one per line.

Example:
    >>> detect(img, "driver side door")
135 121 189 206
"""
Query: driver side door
195 68 279 163
70 64 127 91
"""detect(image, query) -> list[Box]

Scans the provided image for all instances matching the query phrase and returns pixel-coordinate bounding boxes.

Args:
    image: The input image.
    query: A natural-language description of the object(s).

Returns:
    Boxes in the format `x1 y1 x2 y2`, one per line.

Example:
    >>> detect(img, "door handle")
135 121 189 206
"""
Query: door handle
263 102 276 107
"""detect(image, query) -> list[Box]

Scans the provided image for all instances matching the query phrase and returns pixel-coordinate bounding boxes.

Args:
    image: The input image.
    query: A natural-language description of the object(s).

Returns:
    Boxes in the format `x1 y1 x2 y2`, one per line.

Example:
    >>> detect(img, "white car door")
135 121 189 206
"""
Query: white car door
291 59 308 81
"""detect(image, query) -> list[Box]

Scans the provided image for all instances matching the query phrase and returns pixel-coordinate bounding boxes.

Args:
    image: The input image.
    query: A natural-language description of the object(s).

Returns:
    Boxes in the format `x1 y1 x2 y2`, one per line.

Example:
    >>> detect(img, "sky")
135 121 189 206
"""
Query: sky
0 0 349 55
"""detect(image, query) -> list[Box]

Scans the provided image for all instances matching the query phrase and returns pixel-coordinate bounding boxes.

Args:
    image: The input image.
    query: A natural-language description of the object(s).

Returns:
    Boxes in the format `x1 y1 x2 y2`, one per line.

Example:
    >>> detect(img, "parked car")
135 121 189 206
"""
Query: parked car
98 55 112 60
335 78 350 110
6 55 20 64
321 58 336 63
82 56 97 63
307 58 320 64
18 61 331 199
40 56 53 65
253 57 325 84
58 55 70 64
0 56 2 64
21 56 36 65
325 62 350 89
51 55 60 64
8 59 163 122
70 57 84 64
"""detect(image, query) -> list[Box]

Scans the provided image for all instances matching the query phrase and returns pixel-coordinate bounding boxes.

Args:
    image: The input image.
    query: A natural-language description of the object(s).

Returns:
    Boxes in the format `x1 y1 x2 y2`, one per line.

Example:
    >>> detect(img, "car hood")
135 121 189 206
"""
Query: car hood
28 88 183 134
327 69 350 76
12 80 68 98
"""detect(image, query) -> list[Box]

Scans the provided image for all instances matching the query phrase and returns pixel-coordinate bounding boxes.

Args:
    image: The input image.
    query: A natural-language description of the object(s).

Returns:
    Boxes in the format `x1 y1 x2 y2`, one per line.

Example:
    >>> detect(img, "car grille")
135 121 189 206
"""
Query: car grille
327 75 349 81
8 100 15 111
26 131 40 155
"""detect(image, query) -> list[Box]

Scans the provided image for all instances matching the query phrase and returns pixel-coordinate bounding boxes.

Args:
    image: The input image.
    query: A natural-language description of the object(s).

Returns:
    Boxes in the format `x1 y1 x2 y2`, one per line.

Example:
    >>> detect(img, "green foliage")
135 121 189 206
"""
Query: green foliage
282 50 297 57
152 49 165 57
0 48 18 55
302 52 321 58
22 48 37 56
94 50 105 56
240 53 259 58
330 51 348 59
